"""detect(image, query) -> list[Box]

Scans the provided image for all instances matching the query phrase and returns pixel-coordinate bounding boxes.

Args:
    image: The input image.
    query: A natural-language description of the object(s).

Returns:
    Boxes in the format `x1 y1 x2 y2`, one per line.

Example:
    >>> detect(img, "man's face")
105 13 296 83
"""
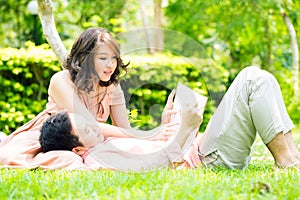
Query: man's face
68 113 100 148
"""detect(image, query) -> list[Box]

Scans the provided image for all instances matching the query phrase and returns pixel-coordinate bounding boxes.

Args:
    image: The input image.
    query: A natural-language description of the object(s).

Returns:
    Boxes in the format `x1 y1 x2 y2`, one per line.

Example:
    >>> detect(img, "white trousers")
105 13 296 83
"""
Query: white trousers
198 66 294 169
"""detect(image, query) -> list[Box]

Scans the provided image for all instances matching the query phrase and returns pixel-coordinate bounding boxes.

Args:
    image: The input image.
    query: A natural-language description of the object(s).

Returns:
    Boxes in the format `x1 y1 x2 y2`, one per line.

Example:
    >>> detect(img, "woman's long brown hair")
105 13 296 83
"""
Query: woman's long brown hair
63 27 128 92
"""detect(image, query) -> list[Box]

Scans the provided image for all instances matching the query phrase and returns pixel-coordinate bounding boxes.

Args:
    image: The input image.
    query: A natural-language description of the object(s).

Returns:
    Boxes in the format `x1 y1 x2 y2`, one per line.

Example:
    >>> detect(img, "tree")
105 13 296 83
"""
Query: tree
279 6 299 97
36 0 126 66
38 0 67 66
165 0 299 97
154 0 163 52
139 0 164 54
140 0 155 54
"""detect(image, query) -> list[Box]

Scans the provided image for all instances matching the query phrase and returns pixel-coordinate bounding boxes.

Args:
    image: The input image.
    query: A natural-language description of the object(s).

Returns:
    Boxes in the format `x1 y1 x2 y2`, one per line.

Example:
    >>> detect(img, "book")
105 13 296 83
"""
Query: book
170 82 208 151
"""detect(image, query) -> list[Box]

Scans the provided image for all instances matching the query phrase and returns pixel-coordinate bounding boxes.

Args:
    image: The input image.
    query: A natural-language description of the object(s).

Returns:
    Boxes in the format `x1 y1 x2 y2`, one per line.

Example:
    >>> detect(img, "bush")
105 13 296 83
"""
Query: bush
273 68 300 126
0 42 60 134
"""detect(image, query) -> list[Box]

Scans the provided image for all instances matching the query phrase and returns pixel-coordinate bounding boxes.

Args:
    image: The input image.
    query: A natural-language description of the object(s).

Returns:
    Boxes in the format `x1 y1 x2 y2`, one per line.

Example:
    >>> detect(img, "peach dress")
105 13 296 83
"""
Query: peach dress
0 71 189 171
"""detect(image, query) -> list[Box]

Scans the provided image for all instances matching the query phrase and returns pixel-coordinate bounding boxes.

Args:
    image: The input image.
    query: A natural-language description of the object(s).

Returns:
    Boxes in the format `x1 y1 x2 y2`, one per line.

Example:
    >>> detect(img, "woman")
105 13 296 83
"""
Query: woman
0 27 189 170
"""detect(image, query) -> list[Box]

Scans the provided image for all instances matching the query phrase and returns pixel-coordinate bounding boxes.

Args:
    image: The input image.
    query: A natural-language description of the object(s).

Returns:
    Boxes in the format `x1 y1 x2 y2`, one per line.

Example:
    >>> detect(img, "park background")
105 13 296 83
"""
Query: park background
0 0 300 199
0 0 299 134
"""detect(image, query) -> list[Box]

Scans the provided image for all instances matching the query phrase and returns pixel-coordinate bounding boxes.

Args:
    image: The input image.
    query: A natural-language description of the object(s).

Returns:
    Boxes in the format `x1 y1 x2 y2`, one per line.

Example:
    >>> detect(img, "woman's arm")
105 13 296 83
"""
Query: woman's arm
97 122 176 141
110 104 131 128
109 83 131 128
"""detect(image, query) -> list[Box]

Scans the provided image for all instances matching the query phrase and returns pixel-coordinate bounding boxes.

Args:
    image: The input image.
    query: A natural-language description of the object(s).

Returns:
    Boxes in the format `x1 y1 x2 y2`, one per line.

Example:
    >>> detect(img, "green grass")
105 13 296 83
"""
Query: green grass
1 128 300 199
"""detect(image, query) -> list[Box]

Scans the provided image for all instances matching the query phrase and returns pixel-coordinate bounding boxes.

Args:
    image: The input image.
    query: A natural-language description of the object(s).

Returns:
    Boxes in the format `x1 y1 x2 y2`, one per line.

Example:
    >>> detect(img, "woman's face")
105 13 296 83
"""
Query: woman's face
93 43 118 82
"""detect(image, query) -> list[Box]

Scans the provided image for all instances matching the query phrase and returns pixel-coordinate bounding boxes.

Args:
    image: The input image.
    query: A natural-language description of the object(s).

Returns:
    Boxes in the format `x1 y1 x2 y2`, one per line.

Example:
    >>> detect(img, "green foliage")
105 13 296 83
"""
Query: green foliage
0 0 45 47
0 43 60 133
274 68 300 124
0 0 127 48
288 99 300 125
54 0 127 45
165 0 300 74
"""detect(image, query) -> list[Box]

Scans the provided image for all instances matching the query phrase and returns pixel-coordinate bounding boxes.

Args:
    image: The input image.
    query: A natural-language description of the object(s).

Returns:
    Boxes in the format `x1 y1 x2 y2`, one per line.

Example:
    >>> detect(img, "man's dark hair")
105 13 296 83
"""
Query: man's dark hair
39 111 83 153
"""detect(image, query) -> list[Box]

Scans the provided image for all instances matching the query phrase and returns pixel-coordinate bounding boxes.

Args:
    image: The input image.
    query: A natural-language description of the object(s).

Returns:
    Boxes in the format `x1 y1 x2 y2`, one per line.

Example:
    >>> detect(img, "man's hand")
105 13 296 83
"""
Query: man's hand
161 90 177 124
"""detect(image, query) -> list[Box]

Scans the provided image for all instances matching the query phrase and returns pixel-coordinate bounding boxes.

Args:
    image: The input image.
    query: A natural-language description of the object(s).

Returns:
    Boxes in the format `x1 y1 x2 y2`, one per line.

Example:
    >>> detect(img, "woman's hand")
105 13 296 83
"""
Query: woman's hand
161 90 177 125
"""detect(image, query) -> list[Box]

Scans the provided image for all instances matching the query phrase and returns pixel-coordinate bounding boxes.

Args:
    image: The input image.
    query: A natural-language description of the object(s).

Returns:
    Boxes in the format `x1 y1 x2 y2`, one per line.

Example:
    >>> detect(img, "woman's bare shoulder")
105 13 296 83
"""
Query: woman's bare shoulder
48 70 77 98
51 70 71 79
49 70 73 88
50 70 72 83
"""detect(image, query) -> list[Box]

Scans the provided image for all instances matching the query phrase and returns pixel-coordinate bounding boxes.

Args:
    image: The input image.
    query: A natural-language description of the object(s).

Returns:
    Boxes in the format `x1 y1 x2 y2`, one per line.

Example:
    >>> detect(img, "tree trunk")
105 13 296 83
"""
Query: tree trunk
280 7 299 97
263 18 273 72
140 0 154 54
154 0 163 52
37 0 67 67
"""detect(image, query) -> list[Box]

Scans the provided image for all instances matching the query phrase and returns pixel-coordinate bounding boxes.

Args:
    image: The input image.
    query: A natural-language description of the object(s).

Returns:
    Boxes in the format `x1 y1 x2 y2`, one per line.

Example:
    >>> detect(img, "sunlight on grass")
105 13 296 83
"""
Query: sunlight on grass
1 127 300 199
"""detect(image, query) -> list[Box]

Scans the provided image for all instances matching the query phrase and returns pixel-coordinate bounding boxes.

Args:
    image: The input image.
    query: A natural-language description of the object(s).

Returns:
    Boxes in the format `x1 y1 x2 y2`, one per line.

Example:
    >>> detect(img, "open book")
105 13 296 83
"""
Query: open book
170 82 208 151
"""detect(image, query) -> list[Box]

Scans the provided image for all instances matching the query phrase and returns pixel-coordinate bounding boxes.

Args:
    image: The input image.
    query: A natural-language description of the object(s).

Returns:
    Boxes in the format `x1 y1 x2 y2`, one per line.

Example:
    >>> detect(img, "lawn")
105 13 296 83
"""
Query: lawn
1 128 300 199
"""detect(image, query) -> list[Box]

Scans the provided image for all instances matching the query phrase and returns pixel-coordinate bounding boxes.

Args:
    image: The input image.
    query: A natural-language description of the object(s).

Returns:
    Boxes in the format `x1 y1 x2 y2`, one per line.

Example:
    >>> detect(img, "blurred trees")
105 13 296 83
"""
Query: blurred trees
165 0 299 96
0 0 299 131
0 0 299 96
0 0 126 49
0 0 43 47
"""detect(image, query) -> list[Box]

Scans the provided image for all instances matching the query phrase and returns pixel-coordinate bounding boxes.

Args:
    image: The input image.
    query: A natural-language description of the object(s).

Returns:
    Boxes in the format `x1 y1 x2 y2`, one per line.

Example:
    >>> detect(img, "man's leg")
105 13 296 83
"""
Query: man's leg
198 66 297 169
262 71 300 162
266 132 299 168
283 131 300 161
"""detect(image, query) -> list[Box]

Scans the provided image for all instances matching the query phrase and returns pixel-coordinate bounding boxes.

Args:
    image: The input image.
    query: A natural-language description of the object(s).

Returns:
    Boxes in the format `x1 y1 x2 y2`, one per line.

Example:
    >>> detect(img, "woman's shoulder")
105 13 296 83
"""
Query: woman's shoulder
48 70 76 96
49 70 73 87
51 70 71 81
51 70 71 79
